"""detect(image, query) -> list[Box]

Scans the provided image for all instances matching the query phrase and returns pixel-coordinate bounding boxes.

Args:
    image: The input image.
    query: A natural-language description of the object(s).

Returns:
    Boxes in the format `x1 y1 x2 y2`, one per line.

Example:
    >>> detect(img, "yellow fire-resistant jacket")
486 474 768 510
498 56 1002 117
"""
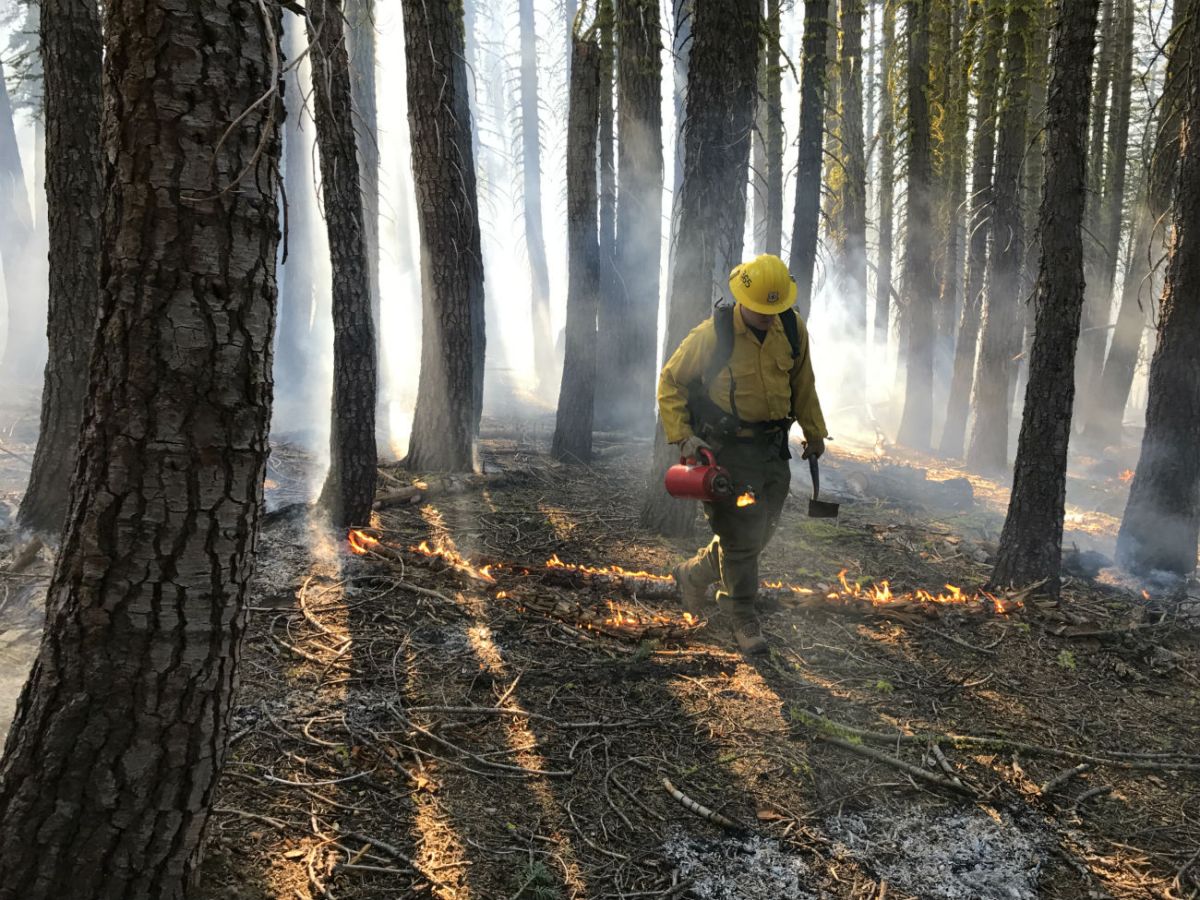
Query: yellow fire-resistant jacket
658 305 828 445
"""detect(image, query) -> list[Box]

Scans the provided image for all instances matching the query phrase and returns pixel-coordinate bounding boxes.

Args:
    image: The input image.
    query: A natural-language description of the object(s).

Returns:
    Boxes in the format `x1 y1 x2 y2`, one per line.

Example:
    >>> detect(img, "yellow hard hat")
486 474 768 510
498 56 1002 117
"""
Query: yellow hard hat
728 253 798 315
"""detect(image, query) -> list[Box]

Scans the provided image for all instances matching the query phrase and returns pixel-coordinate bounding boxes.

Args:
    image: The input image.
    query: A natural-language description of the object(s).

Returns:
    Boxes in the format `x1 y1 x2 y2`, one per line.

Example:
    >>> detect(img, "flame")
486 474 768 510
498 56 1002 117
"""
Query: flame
1119 469 1135 483
348 530 379 555
412 540 497 583
1141 589 1151 600
545 554 674 583
736 491 757 507
598 598 696 631
809 567 1010 613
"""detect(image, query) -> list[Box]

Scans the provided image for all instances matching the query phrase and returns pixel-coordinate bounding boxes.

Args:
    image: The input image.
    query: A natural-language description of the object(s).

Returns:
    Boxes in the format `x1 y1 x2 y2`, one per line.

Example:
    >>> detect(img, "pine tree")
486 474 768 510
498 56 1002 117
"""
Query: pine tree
553 33 602 463
1116 5 1200 575
895 0 937 450
874 0 896 347
0 2 283 893
790 0 833 320
19 0 103 534
966 0 1036 472
308 0 378 526
404 0 487 471
839 0 868 344
991 0 1102 594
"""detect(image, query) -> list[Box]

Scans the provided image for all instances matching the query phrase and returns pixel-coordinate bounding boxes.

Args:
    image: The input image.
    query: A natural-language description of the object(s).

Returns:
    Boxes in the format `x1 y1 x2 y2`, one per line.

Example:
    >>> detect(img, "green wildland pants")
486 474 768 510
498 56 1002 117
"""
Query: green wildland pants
679 434 791 623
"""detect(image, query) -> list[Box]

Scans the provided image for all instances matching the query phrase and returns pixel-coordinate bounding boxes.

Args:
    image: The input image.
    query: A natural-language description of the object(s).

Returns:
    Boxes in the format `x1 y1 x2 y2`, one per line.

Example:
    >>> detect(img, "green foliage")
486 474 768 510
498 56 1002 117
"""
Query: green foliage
510 860 561 900
1056 649 1077 671
874 678 895 694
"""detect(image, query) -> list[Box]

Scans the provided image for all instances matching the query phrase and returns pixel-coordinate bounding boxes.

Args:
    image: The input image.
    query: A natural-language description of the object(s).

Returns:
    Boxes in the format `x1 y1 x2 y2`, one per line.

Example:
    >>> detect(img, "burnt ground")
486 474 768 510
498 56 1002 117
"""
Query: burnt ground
0 410 1196 899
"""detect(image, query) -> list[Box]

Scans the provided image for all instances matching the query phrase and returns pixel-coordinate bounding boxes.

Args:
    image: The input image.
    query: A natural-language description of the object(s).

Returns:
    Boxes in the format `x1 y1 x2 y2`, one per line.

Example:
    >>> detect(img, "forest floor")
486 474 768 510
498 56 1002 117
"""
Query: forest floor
0 409 1197 899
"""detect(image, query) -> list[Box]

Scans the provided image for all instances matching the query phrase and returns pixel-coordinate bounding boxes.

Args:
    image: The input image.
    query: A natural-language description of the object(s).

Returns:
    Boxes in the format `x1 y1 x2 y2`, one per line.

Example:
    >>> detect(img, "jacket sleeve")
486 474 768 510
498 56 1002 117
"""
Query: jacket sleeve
790 317 828 440
658 323 715 444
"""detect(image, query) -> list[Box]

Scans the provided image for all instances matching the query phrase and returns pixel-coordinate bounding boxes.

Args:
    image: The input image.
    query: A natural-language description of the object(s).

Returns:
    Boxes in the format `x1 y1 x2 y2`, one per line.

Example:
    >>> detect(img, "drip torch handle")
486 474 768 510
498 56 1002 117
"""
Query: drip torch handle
809 455 820 501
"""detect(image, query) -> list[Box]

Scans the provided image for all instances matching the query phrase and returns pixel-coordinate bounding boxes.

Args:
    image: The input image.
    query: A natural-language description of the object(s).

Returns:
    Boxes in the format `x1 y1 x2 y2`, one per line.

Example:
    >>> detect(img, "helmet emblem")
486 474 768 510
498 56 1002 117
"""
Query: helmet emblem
766 290 780 304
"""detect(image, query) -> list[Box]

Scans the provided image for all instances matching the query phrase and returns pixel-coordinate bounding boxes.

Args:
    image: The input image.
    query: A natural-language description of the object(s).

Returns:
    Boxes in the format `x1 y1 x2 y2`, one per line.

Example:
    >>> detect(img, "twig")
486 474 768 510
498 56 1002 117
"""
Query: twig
1072 784 1113 808
661 777 743 831
908 621 997 655
1039 763 1092 796
817 735 975 796
390 705 572 777
341 830 419 870
930 742 966 790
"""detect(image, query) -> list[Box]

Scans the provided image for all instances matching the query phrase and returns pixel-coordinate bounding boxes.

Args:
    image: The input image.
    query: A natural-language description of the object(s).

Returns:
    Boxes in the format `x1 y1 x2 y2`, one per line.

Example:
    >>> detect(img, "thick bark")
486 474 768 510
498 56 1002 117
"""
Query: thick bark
789 0 832 321
611 0 662 432
1116 9 1200 575
895 0 937 450
519 0 555 392
19 0 103 535
991 0 1101 594
752 0 783 255
1086 0 1195 441
966 0 1034 472
640 0 758 536
873 0 895 347
346 0 385 432
0 59 37 383
308 0 378 527
839 0 868 344
0 2 282 895
275 15 322 420
934 0 969 353
404 0 486 472
553 37 602 463
594 0 620 429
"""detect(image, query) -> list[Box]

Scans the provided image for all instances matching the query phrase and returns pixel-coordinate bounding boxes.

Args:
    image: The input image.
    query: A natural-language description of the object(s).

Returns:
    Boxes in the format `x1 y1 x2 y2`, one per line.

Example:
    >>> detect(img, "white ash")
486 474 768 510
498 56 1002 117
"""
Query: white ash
826 806 1045 900
662 829 817 900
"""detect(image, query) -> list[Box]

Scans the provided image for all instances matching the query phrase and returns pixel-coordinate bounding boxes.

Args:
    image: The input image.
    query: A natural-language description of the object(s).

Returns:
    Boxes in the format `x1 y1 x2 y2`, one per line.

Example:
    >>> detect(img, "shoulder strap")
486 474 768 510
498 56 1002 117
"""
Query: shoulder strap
780 308 802 359
702 304 735 386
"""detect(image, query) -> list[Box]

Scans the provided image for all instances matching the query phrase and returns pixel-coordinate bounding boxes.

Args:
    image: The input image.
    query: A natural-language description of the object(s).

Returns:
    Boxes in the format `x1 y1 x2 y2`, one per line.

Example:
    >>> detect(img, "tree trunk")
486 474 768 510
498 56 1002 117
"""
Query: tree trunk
1085 0 1195 442
873 0 895 347
966 0 1035 472
611 0 662 432
752 0 783 255
19 0 102 535
0 2 282 894
553 36 602 463
934 0 970 382
519 0 555 393
275 15 322 422
640 0 758 536
895 0 937 450
404 0 486 472
1076 0 1117 395
839 0 868 345
991 0 1101 594
345 0 385 436
790 0 832 321
1116 8 1200 575
0 58 36 384
594 0 620 430
308 0 378 527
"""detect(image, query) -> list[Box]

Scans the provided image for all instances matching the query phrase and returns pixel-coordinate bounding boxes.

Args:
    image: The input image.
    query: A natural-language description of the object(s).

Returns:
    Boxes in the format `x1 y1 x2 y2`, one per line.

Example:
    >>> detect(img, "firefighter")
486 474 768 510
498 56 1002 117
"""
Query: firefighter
658 253 828 655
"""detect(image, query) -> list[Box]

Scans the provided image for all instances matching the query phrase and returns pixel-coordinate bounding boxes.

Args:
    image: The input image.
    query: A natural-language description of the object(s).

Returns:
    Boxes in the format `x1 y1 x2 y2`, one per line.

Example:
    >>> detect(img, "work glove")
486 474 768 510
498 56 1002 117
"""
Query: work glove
676 434 712 462
801 435 826 460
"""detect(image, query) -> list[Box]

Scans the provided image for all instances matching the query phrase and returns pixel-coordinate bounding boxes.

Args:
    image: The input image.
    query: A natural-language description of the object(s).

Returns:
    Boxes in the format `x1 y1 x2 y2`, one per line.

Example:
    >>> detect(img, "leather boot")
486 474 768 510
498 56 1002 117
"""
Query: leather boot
673 558 714 620
731 616 768 655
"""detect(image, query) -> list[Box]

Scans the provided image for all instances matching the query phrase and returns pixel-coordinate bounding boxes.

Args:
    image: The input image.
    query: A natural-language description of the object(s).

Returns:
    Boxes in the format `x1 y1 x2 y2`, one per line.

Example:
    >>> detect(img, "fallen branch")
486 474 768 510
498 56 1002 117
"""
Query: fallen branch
816 735 975 796
662 777 743 831
1039 763 1091 796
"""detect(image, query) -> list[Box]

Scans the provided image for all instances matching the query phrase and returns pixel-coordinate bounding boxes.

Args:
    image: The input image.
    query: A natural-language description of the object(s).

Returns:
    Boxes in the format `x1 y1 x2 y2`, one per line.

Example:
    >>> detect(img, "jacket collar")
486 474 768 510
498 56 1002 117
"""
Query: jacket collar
731 303 785 337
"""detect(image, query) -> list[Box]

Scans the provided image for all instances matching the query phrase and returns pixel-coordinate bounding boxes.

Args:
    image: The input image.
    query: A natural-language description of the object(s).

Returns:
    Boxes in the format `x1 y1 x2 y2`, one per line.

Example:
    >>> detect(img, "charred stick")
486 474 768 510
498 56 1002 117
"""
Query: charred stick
1039 763 1092 796
817 735 975 797
661 777 743 831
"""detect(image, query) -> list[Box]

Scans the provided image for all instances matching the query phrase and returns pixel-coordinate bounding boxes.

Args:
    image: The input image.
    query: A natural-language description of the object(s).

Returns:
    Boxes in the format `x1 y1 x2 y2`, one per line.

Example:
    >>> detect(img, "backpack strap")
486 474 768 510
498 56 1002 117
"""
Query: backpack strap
702 303 736 387
780 307 802 360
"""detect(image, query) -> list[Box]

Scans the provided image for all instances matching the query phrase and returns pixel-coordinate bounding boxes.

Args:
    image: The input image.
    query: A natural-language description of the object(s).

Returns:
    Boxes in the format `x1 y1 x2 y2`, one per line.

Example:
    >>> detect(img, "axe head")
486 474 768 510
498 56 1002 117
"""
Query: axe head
807 497 841 519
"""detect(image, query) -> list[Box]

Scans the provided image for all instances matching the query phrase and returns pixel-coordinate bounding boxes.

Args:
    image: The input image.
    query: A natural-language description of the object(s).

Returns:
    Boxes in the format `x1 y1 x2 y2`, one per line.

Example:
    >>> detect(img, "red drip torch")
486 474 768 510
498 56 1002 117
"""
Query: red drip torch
664 448 735 502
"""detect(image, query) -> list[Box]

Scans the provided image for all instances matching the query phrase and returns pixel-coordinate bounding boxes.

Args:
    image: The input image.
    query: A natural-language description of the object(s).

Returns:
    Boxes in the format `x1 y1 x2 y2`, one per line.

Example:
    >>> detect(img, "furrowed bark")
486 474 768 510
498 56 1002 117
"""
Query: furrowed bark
641 0 759 536
0 2 283 895
19 0 103 534
895 0 937 450
404 0 487 472
966 0 1035 472
790 0 832 321
611 0 662 432
1116 7 1200 576
308 0 378 527
992 0 1101 595
553 36 602 463
874 0 895 348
